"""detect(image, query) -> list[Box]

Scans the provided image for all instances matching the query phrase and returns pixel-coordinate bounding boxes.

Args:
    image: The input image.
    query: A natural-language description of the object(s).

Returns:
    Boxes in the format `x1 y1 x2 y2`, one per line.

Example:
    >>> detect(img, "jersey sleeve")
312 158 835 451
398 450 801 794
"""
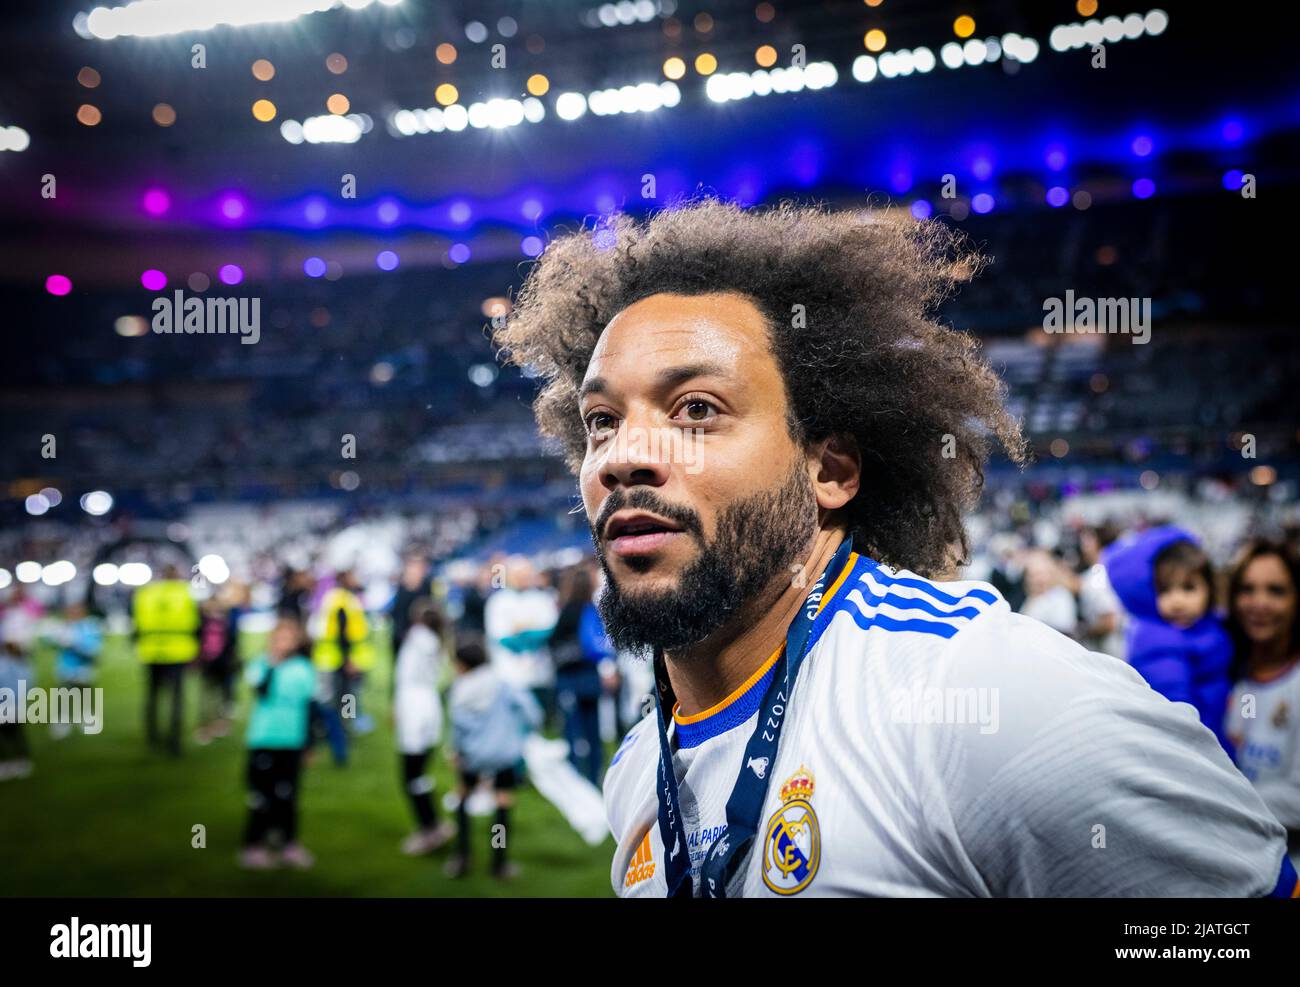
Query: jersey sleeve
930 609 1287 897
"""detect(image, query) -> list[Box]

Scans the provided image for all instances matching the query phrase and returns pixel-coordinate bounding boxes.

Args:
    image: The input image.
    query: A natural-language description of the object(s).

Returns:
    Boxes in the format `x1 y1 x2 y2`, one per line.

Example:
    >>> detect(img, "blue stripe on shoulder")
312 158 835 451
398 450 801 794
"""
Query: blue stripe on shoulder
860 560 998 608
842 604 960 639
848 581 985 621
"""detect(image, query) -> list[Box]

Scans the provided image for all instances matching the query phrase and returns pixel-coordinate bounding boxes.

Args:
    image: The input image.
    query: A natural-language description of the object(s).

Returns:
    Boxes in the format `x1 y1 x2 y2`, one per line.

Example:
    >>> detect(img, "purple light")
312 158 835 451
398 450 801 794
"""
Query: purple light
520 198 543 220
45 274 72 296
889 169 913 194
1130 134 1154 158
140 268 167 291
909 200 932 220
971 192 995 214
218 264 243 285
303 257 326 278
1131 177 1155 199
142 188 170 216
1220 118 1244 144
521 235 543 257
592 228 616 252
376 250 399 271
448 243 470 264
449 201 471 225
377 201 400 225
1044 145 1067 172
220 195 246 221
303 199 327 225
1046 186 1069 208
971 156 993 181
1221 169 1244 191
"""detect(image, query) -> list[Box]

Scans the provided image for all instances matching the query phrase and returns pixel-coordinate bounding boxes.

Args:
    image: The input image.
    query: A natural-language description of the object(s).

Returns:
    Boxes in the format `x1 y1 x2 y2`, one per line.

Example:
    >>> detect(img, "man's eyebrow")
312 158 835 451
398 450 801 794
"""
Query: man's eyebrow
579 376 607 399
652 362 730 390
579 362 730 400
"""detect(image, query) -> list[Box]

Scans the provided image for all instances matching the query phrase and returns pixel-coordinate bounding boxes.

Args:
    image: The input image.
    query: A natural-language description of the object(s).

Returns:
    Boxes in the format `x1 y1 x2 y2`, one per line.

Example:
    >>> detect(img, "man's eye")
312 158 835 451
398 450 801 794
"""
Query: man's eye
677 398 715 423
585 411 617 436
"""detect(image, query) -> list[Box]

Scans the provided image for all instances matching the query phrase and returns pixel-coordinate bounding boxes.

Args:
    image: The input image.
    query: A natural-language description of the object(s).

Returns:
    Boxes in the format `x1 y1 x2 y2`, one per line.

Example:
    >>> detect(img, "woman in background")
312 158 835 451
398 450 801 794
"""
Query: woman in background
1225 541 1300 869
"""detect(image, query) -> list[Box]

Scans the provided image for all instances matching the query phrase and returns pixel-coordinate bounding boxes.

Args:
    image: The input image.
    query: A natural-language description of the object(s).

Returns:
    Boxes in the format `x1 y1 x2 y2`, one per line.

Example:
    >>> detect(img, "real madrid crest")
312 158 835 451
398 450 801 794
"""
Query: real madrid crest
762 765 820 895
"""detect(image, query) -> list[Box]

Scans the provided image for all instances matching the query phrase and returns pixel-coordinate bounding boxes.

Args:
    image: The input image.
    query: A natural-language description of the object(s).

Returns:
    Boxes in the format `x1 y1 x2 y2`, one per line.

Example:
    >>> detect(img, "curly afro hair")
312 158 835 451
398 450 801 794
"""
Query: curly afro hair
494 199 1026 577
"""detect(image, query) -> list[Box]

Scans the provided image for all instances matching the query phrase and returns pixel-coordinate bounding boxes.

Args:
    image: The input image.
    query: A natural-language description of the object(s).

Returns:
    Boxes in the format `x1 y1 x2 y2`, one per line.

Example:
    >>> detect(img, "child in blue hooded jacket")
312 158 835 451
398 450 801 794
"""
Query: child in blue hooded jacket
1103 525 1234 757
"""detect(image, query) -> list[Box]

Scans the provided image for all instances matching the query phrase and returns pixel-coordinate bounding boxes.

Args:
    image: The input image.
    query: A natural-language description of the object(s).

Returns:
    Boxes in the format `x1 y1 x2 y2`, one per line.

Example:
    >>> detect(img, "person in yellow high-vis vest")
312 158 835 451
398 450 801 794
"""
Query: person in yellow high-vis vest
311 571 376 756
132 564 200 755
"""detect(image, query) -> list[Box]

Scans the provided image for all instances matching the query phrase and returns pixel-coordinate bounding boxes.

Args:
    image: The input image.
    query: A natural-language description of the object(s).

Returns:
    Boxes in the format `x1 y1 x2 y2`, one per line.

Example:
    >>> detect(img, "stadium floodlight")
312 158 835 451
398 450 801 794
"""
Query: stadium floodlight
15 561 42 584
556 92 586 121
81 0 401 40
92 563 120 586
197 554 230 585
0 568 10 590
117 562 152 587
41 560 77 587
0 125 29 152
80 490 114 515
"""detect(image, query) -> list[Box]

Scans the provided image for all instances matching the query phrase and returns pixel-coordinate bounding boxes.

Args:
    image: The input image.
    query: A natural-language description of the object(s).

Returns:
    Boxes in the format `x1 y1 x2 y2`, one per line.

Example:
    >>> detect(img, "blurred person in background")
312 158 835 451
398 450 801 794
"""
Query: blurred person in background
276 567 315 622
49 600 102 740
389 551 432 675
1077 525 1126 659
311 569 376 750
484 555 558 718
240 615 317 870
0 585 41 779
455 557 499 636
1225 542 1300 868
549 563 614 785
194 583 246 745
132 563 200 756
394 598 454 856
446 635 542 880
1019 549 1078 637
1105 527 1234 756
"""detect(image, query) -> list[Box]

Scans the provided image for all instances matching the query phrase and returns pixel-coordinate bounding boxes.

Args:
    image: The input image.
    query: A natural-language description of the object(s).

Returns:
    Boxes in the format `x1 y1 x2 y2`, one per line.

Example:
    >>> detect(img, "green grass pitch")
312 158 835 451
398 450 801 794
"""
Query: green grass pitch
0 634 616 897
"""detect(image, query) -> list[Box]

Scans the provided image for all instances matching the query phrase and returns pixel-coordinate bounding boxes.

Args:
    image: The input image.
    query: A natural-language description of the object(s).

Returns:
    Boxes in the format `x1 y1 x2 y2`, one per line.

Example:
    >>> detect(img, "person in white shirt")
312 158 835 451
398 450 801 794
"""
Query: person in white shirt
1225 541 1300 869
393 599 453 855
1019 549 1079 638
1077 525 1126 659
483 556 559 694
494 199 1295 898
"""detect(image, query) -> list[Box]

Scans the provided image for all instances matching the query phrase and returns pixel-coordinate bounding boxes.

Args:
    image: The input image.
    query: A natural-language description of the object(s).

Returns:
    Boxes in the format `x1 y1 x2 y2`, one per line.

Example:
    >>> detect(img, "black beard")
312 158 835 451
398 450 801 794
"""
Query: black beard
591 464 818 654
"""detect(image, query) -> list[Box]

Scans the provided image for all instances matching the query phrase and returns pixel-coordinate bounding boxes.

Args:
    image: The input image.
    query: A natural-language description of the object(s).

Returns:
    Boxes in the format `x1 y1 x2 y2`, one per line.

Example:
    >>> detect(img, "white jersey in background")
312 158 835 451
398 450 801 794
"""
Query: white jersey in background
393 624 446 755
1227 660 1300 867
604 551 1294 898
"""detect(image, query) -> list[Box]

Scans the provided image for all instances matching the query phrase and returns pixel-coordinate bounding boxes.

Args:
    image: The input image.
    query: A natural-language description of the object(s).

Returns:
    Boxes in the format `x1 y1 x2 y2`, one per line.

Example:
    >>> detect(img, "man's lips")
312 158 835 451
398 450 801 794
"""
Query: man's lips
603 511 687 557
608 529 685 557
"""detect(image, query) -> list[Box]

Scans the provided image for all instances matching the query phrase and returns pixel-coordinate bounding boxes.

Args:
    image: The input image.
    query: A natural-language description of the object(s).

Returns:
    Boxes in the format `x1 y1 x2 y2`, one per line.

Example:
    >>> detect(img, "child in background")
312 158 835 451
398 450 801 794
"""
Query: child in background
240 616 317 870
394 598 454 855
0 586 40 779
446 635 542 879
1104 526 1234 756
50 601 102 740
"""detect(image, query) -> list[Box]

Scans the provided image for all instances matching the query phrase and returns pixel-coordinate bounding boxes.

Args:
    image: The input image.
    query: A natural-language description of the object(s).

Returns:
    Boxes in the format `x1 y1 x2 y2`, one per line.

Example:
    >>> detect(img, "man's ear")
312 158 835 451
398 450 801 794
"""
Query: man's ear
808 433 861 511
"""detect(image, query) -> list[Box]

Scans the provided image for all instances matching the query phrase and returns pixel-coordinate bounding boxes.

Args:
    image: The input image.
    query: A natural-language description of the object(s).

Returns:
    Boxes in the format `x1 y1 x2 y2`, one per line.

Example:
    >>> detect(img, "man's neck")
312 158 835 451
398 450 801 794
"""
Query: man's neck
665 525 848 717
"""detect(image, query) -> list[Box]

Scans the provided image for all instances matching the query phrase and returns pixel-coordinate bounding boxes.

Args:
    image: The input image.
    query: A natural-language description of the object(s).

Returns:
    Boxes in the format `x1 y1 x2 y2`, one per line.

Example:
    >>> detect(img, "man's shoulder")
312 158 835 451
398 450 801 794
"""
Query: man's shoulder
825 556 1010 649
818 557 1146 707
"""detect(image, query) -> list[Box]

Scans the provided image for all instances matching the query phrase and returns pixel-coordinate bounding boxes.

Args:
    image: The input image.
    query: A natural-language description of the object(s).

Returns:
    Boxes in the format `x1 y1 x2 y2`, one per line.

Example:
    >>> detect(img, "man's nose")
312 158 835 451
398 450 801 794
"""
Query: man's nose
598 412 673 492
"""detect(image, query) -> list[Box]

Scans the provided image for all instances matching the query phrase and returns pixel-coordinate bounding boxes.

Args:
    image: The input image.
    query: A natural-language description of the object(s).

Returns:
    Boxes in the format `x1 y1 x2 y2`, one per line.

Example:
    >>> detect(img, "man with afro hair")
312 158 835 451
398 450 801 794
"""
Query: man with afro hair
495 199 1294 899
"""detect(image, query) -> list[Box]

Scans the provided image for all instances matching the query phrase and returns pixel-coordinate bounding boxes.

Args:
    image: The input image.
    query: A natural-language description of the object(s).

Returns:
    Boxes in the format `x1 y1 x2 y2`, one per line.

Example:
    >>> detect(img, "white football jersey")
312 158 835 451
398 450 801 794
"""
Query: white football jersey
604 551 1293 897
1226 661 1300 847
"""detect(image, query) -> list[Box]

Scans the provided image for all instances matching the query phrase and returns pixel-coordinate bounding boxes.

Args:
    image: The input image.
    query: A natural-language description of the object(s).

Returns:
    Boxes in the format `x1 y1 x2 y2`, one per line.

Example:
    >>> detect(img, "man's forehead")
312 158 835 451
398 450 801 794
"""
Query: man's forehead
584 291 769 377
